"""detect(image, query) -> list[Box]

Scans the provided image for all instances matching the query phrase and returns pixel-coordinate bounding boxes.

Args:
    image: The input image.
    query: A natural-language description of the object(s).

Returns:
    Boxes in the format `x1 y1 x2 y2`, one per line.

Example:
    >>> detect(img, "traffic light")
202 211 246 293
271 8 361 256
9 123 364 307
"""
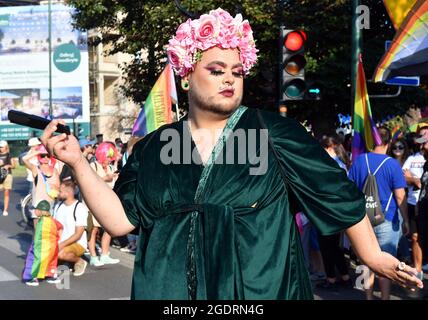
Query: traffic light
305 82 322 100
77 123 84 138
280 27 307 101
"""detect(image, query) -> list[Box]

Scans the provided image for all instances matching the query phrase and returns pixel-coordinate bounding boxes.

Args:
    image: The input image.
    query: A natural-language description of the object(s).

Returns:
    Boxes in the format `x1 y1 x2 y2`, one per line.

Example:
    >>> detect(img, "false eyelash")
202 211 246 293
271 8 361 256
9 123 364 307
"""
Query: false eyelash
209 70 244 77
210 70 224 76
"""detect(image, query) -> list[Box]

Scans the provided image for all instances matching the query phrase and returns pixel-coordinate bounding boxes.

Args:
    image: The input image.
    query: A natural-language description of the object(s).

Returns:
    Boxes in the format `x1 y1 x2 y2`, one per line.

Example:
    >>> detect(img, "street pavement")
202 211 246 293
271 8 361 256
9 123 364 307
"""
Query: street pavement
0 176 426 300
0 176 133 300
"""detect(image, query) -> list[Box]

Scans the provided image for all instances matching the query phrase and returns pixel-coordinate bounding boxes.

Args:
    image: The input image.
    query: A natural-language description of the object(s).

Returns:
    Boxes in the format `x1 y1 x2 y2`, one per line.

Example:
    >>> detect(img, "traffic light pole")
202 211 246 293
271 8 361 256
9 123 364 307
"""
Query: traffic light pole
48 0 53 118
277 0 285 116
278 26 286 116
351 0 362 121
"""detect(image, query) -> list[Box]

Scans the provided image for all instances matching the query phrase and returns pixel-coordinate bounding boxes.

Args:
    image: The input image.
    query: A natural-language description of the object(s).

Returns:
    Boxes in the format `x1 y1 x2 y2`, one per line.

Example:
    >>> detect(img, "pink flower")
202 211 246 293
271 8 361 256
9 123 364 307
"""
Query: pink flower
239 20 252 38
210 8 233 25
166 8 258 77
167 44 186 70
194 14 218 41
175 20 192 41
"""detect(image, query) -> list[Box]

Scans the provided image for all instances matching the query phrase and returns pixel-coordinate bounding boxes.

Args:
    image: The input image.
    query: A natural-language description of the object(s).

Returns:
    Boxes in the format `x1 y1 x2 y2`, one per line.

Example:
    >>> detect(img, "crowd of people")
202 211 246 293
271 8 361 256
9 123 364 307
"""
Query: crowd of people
0 134 142 286
0 121 426 296
299 125 428 299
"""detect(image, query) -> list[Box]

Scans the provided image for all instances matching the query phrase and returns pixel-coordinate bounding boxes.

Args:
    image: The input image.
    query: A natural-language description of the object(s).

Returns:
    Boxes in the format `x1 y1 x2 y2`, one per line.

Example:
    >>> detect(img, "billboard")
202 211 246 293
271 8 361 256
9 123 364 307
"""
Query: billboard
0 4 90 140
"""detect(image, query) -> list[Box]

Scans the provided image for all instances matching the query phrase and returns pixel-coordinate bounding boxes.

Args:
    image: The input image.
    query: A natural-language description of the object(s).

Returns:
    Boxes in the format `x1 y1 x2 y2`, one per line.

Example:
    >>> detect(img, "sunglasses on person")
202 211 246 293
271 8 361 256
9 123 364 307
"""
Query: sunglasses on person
39 154 49 158
392 145 404 151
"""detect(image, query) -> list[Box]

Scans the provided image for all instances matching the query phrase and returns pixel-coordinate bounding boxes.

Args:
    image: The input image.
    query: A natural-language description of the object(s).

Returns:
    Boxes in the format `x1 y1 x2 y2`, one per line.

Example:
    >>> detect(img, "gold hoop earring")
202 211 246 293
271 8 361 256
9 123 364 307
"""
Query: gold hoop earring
181 79 189 91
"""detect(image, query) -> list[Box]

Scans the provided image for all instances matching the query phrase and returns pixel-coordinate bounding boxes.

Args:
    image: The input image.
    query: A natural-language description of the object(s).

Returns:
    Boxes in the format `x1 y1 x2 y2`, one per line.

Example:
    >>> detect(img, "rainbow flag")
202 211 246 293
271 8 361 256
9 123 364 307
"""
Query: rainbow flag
374 0 428 82
132 63 177 136
391 125 403 140
383 0 417 29
22 216 62 281
352 54 382 161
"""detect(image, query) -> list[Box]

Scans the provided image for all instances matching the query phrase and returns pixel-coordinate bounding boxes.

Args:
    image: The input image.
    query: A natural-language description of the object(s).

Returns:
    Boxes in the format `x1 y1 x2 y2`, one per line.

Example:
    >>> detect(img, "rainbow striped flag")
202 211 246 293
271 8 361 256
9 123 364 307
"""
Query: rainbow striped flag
374 0 428 82
391 124 403 140
132 63 177 136
352 54 382 161
383 0 417 30
22 216 62 281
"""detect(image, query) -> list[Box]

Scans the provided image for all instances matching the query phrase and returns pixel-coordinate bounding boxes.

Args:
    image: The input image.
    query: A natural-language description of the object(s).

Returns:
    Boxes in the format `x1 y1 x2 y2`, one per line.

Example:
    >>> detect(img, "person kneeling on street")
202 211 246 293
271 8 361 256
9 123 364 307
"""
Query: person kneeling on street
53 179 89 277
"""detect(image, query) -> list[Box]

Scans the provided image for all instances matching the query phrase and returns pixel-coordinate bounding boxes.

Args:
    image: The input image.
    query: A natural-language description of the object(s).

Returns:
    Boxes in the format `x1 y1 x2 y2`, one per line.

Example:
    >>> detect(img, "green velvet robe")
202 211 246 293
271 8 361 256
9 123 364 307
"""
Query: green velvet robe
114 106 365 300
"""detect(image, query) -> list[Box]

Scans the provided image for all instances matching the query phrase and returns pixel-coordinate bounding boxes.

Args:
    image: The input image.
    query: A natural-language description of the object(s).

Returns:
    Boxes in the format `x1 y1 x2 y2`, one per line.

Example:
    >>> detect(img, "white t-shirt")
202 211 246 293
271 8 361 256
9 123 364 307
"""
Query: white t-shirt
53 200 88 249
403 152 426 205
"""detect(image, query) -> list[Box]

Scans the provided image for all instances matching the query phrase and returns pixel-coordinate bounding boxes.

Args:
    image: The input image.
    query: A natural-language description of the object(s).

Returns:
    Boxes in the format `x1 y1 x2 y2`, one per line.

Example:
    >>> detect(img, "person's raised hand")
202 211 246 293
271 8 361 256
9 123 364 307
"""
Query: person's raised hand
372 252 423 291
40 119 82 168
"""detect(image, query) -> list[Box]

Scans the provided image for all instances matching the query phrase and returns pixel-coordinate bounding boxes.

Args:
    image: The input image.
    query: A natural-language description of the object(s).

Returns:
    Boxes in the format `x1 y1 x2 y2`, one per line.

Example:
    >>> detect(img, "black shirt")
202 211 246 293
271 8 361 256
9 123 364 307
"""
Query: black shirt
0 153 12 174
418 161 428 214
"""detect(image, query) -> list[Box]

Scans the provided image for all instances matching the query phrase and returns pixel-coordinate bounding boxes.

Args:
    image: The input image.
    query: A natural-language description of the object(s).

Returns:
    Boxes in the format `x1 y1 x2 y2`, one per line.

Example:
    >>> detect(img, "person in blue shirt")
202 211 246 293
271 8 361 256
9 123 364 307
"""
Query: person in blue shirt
349 126 409 300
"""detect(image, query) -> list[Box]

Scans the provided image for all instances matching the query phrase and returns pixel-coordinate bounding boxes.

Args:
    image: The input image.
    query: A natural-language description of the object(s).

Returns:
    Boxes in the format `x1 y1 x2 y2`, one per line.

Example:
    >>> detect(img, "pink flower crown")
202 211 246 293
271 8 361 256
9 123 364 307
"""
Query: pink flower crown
167 8 258 77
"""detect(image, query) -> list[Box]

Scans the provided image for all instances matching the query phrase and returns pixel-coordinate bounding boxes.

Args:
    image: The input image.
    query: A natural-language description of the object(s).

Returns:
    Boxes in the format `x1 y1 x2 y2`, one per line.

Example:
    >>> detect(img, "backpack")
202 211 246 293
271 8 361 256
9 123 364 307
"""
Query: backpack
0 167 8 183
362 154 393 227
55 201 94 241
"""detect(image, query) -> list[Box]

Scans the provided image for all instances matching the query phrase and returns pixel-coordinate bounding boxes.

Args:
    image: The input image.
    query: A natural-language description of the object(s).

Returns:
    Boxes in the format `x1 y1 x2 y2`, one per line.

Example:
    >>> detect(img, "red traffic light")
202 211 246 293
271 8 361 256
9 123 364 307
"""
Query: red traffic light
284 30 306 51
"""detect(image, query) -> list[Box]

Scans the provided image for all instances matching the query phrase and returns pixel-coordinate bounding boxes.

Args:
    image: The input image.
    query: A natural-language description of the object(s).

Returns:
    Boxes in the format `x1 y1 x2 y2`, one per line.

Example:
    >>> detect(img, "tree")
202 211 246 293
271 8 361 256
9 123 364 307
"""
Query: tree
66 0 427 135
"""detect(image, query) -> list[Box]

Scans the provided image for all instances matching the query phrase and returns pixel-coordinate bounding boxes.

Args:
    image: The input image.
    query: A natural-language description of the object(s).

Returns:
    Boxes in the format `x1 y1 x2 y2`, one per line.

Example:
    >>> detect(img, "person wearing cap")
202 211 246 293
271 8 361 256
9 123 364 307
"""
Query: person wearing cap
40 8 423 299
22 144 60 229
28 137 41 148
22 200 63 286
405 126 428 276
21 137 42 195
0 140 16 216
79 138 96 163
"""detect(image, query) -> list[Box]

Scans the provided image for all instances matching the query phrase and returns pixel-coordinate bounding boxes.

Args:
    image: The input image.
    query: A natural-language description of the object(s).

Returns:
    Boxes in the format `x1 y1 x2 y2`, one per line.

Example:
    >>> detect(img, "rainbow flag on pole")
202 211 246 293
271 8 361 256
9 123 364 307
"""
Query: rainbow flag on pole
352 54 382 161
132 63 177 136
22 216 62 281
374 0 428 82
383 0 417 30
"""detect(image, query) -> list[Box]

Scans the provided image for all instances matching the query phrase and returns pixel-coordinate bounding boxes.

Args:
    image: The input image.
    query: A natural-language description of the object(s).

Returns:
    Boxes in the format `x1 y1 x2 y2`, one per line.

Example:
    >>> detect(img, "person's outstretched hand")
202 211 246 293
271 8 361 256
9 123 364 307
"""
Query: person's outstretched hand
373 252 423 291
40 119 82 168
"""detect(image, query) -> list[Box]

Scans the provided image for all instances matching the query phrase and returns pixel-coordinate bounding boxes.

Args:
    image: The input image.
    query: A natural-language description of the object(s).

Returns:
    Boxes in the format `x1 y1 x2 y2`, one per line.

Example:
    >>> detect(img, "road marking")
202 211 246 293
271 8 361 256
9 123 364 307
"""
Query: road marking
0 230 31 256
0 229 134 270
0 266 19 282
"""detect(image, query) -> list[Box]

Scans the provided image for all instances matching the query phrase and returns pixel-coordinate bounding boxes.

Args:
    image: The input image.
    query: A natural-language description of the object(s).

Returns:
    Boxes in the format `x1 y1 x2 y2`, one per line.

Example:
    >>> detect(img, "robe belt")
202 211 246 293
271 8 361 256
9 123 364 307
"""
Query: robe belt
161 203 238 300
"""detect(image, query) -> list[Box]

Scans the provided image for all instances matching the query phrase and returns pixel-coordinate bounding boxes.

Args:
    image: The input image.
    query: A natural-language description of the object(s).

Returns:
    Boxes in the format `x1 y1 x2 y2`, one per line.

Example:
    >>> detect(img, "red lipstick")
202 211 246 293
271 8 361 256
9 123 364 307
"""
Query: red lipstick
219 88 234 97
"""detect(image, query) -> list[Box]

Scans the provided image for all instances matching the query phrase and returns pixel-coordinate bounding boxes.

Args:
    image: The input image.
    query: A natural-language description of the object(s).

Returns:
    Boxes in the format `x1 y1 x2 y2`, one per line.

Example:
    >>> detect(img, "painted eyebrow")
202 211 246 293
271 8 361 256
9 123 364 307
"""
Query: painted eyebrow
206 61 243 69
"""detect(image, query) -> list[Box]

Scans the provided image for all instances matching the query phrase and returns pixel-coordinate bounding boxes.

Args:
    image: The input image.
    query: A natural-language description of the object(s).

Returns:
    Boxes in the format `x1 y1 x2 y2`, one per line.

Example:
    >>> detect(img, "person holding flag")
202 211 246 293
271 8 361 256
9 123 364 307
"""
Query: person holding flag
132 63 178 137
349 55 410 300
39 8 422 299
